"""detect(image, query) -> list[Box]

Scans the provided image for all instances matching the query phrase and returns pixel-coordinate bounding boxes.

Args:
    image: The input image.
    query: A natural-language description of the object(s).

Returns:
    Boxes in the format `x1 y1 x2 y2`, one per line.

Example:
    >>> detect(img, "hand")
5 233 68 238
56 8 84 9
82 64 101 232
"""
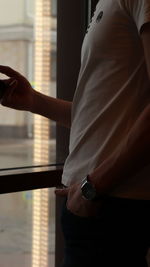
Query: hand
0 65 35 111
55 183 103 217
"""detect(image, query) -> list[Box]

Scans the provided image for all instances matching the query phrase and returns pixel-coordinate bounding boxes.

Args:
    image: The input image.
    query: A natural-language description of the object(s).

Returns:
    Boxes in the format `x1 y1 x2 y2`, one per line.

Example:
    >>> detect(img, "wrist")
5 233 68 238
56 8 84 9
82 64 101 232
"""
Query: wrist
87 173 106 198
88 148 126 196
30 90 41 114
81 174 108 201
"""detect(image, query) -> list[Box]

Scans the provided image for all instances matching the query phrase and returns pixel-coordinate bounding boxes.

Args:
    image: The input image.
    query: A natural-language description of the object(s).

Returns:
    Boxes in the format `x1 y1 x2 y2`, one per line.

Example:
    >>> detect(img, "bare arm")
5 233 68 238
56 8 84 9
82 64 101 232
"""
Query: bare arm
89 103 150 195
89 23 150 195
0 65 72 128
55 101 150 216
31 91 72 128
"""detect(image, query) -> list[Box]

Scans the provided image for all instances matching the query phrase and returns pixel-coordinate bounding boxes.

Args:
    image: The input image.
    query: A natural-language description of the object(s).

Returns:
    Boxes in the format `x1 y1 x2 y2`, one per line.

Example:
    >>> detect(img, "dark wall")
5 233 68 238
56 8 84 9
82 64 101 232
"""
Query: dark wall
56 0 99 165
56 1 88 164
55 1 88 267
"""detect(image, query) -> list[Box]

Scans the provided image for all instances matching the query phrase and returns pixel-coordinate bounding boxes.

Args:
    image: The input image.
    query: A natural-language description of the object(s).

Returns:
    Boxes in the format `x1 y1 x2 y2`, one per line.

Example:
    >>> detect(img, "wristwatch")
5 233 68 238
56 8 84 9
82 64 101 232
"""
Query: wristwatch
81 175 99 201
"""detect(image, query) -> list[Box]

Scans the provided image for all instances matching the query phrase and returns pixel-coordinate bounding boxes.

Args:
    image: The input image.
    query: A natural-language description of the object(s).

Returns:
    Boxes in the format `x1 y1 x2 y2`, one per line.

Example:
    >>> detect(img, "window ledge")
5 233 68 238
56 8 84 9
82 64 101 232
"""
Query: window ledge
0 164 63 194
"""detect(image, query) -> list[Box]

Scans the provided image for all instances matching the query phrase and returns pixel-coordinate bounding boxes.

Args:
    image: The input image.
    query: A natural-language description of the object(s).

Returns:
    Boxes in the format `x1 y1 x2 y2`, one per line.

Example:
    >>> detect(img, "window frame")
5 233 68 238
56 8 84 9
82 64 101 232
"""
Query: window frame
55 1 89 267
0 165 63 194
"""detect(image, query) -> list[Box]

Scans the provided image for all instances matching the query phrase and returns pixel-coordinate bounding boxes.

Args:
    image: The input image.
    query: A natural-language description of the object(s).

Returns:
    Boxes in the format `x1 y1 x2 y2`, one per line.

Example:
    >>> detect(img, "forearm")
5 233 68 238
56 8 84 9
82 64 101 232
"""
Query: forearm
89 104 150 196
30 90 72 128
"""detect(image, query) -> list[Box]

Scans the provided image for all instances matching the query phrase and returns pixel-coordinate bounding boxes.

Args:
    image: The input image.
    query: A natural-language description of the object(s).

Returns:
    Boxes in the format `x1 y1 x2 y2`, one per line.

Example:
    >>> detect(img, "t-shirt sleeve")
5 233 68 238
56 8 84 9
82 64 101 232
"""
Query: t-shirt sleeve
123 0 150 33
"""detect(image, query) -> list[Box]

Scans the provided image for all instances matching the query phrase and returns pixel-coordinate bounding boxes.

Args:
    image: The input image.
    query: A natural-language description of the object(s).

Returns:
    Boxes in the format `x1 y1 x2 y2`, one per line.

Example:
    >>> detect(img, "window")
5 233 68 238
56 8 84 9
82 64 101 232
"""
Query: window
0 0 58 266
0 1 89 267
51 0 57 17
51 51 56 81
0 0 57 169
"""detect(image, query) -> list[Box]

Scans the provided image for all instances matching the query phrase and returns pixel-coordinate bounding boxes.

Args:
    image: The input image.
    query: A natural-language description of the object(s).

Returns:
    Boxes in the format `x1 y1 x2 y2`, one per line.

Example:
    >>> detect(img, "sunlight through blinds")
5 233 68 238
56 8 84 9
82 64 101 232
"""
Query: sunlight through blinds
32 0 52 266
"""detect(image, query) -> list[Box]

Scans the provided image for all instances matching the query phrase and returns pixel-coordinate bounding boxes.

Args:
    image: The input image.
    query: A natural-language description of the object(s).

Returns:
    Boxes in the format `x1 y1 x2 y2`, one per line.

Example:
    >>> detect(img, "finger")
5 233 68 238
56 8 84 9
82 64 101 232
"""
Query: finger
0 65 21 79
1 80 18 105
55 188 69 196
0 78 17 92
9 79 18 88
0 78 17 102
2 78 16 86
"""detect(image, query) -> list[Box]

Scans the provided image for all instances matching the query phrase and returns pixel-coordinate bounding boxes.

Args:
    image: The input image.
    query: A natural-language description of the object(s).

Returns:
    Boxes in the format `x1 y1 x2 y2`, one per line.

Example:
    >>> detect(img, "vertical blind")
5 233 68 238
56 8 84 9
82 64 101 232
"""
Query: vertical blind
32 1 52 266
34 0 51 166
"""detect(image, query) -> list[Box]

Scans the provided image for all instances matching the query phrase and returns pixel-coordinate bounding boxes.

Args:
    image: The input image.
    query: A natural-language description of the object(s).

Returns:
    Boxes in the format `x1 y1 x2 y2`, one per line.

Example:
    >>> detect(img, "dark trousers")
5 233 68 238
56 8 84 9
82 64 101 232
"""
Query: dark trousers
60 197 150 267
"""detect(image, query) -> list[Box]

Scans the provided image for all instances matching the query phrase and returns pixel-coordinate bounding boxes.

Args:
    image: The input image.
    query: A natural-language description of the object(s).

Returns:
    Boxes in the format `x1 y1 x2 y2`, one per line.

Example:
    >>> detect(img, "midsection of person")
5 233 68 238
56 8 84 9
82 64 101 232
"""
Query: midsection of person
62 0 150 200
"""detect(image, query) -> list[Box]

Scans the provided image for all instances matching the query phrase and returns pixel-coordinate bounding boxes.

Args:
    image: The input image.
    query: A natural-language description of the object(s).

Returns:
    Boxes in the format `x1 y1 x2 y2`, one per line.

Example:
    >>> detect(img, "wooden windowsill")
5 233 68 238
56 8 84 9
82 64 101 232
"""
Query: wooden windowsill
0 164 63 194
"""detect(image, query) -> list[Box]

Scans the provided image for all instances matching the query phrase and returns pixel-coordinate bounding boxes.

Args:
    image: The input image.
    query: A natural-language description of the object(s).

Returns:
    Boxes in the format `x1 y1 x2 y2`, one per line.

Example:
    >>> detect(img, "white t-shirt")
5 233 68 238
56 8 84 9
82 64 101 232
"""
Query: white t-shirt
62 0 150 199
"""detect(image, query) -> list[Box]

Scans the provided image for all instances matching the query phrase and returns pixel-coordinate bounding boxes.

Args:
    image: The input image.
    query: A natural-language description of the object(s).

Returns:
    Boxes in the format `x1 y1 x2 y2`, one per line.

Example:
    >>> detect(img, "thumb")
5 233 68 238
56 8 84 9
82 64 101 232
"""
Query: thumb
0 80 17 106
55 187 69 197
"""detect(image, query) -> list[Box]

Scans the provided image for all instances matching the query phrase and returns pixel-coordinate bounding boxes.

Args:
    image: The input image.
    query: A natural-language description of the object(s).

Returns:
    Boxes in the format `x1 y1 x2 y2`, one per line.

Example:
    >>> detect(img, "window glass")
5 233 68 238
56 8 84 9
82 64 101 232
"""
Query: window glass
0 0 57 169
0 2 57 267
0 188 56 267
51 0 57 17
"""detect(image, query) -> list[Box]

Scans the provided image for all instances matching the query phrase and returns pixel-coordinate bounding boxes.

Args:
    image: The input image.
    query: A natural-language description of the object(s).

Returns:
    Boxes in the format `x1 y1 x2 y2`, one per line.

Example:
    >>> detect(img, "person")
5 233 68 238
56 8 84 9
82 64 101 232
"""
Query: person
0 0 150 266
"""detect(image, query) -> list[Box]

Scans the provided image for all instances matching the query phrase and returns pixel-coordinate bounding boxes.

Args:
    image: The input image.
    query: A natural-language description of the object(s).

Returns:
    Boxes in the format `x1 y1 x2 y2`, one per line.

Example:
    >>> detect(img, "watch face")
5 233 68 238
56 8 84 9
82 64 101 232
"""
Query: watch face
82 181 97 200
